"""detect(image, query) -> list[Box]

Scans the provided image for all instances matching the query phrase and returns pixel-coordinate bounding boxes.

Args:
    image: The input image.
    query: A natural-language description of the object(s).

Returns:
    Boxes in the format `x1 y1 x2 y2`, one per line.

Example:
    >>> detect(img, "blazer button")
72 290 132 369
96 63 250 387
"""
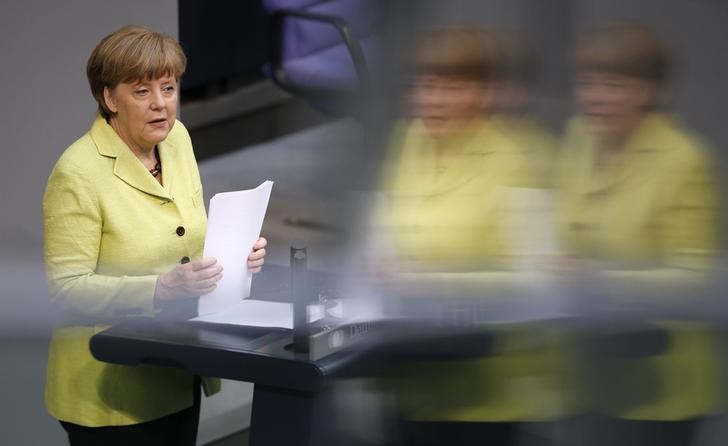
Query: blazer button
181 256 190 264
176 226 185 236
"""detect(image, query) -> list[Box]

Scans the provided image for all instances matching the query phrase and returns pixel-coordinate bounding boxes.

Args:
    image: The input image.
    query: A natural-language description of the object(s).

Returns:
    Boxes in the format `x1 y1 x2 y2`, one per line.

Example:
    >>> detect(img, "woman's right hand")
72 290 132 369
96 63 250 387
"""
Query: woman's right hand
154 257 223 306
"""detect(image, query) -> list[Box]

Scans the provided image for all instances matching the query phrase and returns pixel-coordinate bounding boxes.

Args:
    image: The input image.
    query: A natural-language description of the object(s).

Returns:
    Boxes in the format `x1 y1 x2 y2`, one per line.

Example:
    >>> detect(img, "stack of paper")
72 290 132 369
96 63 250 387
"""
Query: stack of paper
197 180 273 317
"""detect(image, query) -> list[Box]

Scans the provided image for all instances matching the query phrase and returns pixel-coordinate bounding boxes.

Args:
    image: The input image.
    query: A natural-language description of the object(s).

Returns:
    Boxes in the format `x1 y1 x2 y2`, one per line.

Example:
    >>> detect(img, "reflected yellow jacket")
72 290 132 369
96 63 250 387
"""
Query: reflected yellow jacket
379 118 525 271
44 115 219 427
556 113 721 420
377 118 575 421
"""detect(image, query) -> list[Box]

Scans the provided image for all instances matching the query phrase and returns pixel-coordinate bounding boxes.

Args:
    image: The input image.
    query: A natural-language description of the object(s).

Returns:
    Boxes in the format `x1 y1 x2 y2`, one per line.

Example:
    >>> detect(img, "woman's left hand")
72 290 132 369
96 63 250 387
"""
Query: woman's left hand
248 237 267 273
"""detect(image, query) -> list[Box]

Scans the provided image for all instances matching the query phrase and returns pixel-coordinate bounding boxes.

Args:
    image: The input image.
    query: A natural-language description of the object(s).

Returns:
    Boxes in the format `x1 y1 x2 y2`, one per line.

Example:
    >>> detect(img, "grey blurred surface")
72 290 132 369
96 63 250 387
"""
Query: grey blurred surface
4 1 728 445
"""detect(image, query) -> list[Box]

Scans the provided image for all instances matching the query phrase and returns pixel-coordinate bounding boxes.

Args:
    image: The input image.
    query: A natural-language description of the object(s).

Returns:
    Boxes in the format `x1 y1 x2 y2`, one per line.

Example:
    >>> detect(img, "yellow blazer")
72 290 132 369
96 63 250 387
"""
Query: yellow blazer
378 117 526 271
44 115 218 427
555 113 721 420
377 118 576 422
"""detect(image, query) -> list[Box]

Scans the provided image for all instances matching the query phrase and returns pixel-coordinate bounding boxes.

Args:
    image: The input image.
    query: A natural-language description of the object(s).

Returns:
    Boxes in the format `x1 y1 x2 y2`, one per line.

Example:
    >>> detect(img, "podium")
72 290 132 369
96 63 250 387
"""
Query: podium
91 319 360 445
89 314 503 445
90 263 357 445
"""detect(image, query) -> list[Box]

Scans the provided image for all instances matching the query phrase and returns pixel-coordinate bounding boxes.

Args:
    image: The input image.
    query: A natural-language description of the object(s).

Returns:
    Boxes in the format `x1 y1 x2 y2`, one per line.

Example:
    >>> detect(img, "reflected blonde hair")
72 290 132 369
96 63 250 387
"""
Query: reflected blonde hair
87 25 187 120
408 26 498 83
574 23 669 84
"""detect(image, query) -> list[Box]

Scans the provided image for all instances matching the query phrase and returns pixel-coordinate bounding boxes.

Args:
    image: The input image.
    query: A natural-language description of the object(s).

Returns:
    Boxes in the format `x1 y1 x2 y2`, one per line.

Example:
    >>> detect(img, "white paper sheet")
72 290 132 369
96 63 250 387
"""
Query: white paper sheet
192 299 325 328
197 180 273 316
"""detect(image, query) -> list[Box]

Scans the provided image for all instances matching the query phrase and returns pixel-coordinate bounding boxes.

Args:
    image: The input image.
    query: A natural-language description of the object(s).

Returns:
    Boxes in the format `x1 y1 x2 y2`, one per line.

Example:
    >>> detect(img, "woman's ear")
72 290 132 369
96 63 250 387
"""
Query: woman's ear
103 86 118 113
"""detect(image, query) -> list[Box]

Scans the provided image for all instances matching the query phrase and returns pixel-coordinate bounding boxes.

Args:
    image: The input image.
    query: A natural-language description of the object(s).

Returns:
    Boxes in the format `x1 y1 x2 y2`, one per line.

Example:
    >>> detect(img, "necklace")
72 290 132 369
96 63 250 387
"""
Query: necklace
149 147 162 177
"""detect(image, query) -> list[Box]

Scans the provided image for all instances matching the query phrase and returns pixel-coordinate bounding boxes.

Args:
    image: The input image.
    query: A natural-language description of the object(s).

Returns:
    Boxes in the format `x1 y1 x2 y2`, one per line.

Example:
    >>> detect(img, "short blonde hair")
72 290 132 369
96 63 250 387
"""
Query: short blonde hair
408 26 498 83
87 25 187 120
574 23 669 84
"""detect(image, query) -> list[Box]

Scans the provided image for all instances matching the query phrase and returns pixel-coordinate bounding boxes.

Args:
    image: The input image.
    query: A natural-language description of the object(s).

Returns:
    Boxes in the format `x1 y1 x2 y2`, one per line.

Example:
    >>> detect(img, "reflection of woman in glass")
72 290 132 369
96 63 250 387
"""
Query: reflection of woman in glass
373 27 570 446
556 23 720 446
379 27 526 273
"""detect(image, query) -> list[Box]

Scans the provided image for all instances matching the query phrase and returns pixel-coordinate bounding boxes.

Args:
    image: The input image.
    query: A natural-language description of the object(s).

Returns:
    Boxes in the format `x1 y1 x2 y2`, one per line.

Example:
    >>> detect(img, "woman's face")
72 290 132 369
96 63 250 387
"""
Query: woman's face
104 75 178 151
409 74 488 138
575 71 658 141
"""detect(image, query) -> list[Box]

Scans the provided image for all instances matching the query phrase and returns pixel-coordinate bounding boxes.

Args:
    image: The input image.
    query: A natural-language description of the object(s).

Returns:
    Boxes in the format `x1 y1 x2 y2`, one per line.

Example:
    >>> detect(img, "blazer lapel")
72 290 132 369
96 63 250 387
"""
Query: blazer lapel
90 115 172 200
113 147 172 200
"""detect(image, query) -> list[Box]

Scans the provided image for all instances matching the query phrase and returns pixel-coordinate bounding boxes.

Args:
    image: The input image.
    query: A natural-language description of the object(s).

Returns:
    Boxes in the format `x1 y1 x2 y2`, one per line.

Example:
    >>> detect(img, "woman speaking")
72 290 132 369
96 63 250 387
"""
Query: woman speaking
43 25 266 445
